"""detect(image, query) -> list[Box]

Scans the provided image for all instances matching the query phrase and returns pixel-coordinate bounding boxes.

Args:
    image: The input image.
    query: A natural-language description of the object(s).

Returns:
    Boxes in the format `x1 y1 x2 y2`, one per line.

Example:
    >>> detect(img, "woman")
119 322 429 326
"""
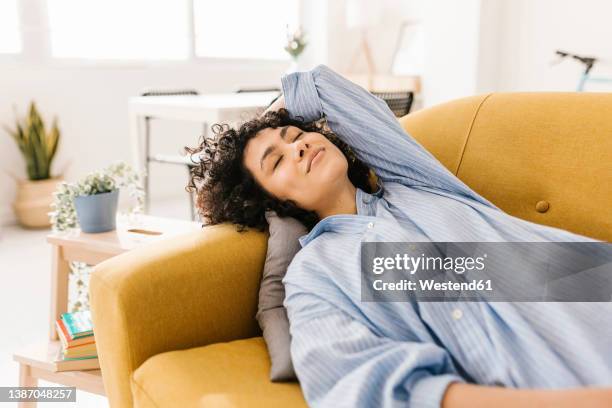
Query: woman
187 65 612 407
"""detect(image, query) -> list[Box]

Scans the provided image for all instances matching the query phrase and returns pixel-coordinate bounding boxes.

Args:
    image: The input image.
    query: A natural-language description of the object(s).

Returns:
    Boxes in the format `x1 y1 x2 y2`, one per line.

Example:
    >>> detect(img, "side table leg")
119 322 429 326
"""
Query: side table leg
50 245 70 340
18 363 38 408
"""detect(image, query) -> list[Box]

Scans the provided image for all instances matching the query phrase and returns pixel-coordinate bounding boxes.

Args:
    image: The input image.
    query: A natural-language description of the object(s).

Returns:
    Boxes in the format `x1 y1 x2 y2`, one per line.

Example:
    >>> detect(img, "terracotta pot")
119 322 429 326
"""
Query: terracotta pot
12 177 63 228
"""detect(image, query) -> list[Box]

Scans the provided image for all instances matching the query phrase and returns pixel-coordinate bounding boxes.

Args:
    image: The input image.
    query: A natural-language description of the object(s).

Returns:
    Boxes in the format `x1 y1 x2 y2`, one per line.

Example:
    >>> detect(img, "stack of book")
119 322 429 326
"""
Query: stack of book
54 310 99 371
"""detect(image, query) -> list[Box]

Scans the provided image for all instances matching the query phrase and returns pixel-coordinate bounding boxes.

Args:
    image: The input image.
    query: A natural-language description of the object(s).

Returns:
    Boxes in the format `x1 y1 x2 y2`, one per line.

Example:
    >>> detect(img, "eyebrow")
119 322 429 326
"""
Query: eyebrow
260 126 291 170
280 125 290 140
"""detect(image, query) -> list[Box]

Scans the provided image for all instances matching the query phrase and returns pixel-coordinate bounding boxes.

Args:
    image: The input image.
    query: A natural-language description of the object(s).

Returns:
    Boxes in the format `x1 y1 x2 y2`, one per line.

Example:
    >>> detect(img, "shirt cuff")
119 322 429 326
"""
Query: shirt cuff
281 69 324 123
410 374 464 408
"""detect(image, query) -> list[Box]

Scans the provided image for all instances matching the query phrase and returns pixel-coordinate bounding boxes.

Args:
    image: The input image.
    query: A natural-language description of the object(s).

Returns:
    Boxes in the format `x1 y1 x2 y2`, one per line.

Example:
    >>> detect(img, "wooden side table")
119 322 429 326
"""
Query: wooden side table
13 215 202 406
14 342 105 407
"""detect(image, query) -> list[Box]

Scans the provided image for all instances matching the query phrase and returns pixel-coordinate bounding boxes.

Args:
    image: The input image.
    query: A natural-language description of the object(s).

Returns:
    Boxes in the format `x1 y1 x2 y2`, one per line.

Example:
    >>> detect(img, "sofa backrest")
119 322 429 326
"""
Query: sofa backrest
400 92 612 242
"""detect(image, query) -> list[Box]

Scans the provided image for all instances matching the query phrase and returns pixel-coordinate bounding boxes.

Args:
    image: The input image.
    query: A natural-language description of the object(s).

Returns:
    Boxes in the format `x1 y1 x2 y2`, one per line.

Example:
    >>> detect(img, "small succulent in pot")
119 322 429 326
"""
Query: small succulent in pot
50 162 144 232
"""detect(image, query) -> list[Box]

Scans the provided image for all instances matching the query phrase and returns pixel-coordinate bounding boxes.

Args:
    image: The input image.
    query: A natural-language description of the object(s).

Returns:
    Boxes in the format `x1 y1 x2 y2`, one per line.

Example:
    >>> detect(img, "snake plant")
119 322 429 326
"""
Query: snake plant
4 102 60 180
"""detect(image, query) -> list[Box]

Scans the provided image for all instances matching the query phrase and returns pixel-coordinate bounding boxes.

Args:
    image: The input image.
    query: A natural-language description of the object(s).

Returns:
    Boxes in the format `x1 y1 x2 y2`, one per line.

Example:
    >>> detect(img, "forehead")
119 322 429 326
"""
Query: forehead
243 126 283 170
254 126 283 143
246 125 296 154
246 127 278 158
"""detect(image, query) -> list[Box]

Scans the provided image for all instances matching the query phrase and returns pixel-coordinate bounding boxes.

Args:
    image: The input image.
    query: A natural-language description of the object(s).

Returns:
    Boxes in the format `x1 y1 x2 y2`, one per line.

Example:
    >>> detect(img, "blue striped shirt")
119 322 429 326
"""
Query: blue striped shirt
281 65 612 408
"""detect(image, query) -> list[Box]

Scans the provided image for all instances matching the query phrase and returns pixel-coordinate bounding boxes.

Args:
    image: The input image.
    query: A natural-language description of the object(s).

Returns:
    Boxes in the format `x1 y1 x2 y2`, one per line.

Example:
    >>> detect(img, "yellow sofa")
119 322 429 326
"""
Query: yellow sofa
90 93 612 408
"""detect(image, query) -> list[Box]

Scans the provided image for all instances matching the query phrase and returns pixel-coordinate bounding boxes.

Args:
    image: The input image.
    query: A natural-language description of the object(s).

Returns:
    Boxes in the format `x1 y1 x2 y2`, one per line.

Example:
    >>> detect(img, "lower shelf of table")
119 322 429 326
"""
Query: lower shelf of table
13 341 105 396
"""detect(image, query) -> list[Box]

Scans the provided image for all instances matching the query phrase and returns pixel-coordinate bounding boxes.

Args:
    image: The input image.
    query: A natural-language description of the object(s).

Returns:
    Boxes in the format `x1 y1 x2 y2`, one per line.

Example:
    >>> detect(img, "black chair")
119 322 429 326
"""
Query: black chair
372 91 414 117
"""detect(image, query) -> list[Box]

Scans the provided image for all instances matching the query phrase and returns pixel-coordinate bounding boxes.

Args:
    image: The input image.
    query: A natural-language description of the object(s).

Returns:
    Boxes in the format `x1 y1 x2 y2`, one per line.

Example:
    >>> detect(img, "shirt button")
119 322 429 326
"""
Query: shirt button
367 222 375 229
451 308 463 320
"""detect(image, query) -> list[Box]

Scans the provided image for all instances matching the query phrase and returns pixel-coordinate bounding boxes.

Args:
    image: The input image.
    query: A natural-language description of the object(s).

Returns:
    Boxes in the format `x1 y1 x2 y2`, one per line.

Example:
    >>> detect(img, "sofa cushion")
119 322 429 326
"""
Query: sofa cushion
131 337 306 408
400 93 612 242
257 211 307 382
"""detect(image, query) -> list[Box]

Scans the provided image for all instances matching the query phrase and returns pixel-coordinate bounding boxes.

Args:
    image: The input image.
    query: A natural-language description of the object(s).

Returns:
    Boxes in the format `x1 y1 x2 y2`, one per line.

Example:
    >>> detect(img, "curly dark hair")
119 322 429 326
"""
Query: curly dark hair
185 108 373 231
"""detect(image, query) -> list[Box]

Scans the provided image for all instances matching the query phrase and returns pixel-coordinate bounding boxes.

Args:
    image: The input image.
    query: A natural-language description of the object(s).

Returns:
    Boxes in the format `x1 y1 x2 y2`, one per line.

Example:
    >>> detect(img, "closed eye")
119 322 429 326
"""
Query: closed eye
273 156 282 170
272 132 302 171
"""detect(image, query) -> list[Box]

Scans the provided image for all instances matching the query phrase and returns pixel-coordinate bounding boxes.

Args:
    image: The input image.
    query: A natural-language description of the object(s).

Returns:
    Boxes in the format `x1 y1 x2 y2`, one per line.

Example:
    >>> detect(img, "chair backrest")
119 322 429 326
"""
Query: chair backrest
140 89 199 97
399 92 612 242
373 91 414 117
235 87 281 93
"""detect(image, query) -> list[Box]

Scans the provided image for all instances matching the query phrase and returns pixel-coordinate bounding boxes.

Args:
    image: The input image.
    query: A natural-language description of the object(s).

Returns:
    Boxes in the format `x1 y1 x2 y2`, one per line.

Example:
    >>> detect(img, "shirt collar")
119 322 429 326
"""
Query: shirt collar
298 181 384 248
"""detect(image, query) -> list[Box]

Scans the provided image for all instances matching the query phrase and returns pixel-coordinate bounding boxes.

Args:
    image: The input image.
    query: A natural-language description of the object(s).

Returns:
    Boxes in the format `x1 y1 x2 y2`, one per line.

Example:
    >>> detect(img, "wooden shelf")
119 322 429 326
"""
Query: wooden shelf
13 341 105 396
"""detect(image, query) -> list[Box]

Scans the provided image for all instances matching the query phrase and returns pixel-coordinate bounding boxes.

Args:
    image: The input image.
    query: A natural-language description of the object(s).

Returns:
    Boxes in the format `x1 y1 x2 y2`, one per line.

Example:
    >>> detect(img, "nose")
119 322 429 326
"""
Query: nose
292 138 310 161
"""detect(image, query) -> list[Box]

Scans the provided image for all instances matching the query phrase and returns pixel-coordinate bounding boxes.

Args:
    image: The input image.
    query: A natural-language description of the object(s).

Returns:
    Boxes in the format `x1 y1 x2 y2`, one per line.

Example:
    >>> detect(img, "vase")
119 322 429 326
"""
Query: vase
74 190 119 233
12 177 64 228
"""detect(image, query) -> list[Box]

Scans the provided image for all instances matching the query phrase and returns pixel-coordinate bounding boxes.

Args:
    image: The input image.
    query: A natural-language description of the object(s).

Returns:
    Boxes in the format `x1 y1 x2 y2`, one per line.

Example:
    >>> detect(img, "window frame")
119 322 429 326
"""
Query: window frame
2 0 300 68
190 0 299 62
0 0 24 59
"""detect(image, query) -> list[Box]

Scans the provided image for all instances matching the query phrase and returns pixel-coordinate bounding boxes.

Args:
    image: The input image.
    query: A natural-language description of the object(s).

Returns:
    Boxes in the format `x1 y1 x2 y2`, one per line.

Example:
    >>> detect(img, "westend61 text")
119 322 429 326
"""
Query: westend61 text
372 279 493 292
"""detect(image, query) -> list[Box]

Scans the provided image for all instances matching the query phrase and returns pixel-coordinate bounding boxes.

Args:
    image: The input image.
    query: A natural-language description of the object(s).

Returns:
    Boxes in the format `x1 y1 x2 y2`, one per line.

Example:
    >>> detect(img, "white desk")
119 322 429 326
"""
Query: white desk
128 91 279 171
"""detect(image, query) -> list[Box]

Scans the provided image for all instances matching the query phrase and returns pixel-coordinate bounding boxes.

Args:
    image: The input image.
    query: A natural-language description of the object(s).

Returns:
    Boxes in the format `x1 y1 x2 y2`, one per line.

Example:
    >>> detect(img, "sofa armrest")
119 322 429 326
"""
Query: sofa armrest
90 224 267 408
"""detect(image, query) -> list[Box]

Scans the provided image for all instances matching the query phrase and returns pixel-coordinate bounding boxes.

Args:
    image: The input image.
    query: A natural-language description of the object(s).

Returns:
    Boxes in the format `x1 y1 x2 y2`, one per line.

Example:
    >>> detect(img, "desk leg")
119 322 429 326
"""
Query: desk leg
129 109 143 177
50 246 70 340
18 363 38 408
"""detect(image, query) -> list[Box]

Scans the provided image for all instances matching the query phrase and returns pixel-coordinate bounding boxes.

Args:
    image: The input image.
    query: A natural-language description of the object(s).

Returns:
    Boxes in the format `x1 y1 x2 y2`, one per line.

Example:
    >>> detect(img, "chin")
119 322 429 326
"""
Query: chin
315 169 350 199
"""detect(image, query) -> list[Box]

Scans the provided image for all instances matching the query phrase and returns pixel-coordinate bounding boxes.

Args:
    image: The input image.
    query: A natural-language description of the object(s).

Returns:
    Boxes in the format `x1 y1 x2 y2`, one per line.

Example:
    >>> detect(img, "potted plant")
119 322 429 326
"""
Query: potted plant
3 102 62 228
49 162 144 233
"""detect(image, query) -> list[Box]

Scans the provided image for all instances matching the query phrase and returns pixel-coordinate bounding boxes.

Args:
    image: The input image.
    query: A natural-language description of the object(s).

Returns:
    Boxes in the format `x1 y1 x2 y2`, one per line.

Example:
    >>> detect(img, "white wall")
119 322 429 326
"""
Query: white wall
496 0 612 92
421 0 483 106
394 0 612 104
326 0 424 75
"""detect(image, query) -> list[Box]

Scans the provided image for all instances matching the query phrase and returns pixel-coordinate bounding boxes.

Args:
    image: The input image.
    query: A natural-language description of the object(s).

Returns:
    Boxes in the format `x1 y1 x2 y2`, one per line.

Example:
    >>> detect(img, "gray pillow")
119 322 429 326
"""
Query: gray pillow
257 210 307 382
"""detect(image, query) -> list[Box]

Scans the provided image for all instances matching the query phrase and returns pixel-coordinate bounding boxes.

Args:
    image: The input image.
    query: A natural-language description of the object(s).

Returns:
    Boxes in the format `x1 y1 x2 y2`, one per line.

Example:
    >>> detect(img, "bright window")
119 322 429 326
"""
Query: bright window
0 0 22 54
47 0 190 59
193 0 299 60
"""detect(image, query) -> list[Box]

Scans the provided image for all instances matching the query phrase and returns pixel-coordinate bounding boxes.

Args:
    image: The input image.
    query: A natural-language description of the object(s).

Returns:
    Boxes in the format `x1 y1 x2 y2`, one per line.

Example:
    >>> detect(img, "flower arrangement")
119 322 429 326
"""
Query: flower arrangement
284 25 307 60
49 162 145 232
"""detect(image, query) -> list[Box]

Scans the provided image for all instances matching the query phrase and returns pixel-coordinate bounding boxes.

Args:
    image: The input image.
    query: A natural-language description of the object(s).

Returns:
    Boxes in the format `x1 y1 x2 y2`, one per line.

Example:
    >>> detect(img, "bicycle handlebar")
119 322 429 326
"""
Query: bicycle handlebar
555 50 597 74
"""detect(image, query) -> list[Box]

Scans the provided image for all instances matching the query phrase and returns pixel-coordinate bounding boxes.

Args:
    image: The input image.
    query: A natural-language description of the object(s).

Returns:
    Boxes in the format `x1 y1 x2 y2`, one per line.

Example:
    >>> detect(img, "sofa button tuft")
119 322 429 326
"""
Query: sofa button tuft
535 200 550 213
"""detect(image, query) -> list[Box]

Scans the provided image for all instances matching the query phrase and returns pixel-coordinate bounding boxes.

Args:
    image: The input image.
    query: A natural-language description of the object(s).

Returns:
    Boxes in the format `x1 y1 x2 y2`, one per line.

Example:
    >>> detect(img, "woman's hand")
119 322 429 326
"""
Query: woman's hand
443 383 612 408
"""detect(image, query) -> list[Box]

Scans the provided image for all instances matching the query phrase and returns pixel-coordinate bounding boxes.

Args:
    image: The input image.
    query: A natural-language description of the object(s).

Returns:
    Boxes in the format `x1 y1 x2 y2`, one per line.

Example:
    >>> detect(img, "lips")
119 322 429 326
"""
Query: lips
307 147 325 173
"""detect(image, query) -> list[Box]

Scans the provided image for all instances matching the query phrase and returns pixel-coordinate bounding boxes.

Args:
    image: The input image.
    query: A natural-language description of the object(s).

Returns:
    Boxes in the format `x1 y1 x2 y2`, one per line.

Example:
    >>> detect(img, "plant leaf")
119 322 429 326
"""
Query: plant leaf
47 118 60 171
28 102 49 179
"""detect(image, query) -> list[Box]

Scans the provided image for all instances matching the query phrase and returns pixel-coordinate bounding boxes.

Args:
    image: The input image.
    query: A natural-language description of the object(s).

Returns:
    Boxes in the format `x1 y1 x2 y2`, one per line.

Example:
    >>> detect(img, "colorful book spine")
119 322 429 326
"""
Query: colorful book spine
54 310 98 371
53 348 99 372
56 319 95 348
61 310 94 339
